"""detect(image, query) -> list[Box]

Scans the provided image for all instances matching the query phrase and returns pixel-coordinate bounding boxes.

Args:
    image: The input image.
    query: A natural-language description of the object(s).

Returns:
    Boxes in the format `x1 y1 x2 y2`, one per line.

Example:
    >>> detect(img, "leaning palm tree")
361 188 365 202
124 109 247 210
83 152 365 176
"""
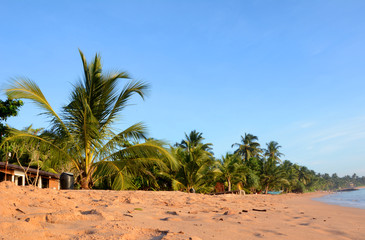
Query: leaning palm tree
232 133 262 161
3 50 174 189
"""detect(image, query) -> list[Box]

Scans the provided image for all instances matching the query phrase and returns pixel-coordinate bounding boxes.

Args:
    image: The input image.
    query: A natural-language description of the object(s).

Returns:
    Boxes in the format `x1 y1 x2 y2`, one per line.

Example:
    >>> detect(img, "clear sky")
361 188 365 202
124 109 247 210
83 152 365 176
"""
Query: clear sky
1 1 364 176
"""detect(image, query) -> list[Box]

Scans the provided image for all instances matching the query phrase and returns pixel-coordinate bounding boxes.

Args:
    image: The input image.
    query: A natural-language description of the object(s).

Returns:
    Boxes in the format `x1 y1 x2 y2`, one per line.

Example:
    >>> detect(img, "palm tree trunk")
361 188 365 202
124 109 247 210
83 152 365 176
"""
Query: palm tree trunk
81 177 89 189
80 172 91 189
228 178 232 192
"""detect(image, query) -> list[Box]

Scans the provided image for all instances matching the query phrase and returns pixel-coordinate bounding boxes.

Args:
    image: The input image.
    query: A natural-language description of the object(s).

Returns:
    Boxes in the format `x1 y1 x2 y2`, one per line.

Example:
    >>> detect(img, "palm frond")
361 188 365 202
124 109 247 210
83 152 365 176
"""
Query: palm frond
97 122 147 158
93 160 134 190
111 142 177 170
6 78 72 139
1 127 77 171
171 179 186 191
101 80 149 131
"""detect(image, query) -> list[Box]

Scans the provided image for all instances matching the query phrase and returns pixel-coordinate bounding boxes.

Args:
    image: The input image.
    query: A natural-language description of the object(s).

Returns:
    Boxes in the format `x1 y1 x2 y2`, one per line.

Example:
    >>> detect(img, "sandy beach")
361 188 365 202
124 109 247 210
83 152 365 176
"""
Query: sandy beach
0 182 364 240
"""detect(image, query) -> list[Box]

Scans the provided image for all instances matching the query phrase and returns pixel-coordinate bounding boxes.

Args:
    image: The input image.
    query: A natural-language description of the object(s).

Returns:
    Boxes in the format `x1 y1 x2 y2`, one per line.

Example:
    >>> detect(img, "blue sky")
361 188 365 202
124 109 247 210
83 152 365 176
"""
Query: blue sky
1 1 365 176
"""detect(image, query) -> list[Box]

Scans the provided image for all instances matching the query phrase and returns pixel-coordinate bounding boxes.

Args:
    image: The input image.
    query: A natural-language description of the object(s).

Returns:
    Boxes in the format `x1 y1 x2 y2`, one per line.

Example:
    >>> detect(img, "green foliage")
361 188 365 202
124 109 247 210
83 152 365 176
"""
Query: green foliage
6 125 65 172
2 51 364 193
2 50 175 189
294 181 306 193
0 98 23 121
170 130 216 193
215 153 247 191
264 141 283 163
0 98 23 143
232 133 262 162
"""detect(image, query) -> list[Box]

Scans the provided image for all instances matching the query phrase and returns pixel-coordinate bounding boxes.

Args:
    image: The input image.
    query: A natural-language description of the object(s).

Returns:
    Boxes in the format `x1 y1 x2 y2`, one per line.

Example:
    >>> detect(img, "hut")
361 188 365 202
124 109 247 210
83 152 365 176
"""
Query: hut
0 162 59 189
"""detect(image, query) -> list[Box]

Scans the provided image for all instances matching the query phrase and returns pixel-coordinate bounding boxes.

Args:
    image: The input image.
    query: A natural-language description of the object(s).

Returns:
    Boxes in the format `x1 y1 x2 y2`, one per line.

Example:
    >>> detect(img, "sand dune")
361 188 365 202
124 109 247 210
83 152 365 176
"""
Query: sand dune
0 181 364 240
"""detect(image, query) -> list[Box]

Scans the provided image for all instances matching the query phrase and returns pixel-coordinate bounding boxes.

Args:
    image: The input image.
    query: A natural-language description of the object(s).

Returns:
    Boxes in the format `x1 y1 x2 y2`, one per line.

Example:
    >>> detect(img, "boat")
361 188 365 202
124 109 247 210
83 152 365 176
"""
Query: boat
267 190 283 195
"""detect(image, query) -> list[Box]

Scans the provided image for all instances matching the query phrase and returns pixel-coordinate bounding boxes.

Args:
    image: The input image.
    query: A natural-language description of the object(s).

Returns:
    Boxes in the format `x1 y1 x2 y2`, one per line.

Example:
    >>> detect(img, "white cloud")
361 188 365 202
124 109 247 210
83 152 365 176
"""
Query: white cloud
311 116 365 145
280 115 365 175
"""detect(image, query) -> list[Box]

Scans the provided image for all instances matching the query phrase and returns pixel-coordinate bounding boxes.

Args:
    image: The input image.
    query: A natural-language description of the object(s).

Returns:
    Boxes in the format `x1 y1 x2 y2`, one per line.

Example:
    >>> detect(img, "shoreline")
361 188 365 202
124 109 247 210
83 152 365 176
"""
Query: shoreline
311 187 365 210
1 182 364 239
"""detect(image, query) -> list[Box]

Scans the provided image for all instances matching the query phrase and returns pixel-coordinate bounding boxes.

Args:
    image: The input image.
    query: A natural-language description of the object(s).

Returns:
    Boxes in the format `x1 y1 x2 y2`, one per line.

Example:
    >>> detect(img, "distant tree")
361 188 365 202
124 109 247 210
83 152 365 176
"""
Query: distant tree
264 141 284 163
0 98 23 142
172 130 215 193
215 153 246 191
259 157 288 193
232 133 262 161
176 130 213 153
243 157 261 193
281 160 299 193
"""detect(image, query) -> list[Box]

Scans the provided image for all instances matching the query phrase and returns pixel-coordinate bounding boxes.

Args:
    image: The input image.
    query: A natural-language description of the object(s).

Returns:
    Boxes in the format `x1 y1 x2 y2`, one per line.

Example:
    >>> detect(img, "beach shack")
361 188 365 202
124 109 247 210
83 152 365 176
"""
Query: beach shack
0 162 60 189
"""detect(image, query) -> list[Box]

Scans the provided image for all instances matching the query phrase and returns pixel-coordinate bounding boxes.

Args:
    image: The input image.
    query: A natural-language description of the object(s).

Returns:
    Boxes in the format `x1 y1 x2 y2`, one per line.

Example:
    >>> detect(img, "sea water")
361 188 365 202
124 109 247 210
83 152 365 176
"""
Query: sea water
314 188 365 209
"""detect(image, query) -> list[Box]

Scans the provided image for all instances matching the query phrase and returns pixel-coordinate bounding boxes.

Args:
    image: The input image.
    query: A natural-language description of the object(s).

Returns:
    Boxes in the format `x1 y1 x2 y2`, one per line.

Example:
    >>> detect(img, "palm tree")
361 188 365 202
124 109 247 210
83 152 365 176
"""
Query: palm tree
281 160 299 193
3 50 174 189
259 157 288 194
172 130 215 193
232 133 261 161
294 165 311 186
215 153 245 191
177 130 212 153
264 141 284 163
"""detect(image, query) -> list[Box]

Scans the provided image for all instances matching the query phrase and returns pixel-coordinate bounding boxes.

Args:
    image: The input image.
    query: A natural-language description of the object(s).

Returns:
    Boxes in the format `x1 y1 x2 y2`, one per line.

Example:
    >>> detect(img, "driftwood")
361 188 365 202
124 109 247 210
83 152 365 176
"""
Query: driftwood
16 208 26 214
252 209 267 212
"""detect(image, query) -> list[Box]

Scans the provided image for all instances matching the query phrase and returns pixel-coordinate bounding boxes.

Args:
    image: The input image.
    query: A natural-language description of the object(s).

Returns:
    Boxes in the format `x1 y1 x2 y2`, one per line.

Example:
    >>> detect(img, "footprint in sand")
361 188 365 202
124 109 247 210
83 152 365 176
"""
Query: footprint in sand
160 217 182 222
299 222 310 226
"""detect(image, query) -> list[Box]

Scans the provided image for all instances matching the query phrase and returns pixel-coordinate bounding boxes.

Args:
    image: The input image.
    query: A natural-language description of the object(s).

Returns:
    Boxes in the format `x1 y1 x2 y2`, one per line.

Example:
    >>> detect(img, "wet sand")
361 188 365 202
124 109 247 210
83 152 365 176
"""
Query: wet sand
0 181 364 239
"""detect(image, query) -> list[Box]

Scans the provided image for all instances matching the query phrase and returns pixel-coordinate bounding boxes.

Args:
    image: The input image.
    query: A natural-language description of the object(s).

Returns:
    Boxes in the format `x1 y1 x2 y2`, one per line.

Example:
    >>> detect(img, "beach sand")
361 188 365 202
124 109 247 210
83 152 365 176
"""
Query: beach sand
0 181 364 240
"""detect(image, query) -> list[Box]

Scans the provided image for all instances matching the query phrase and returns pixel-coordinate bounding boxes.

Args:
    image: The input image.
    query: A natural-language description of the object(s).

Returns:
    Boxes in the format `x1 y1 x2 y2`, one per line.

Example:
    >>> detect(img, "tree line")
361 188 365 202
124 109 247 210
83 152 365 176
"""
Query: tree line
1 50 364 193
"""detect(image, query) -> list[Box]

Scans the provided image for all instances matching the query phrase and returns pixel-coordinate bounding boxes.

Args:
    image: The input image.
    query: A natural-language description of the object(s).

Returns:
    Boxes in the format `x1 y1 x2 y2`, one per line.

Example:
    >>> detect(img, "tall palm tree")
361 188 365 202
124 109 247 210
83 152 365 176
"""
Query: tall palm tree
232 133 261 161
264 141 284 163
3 50 174 189
172 130 215 193
177 130 212 153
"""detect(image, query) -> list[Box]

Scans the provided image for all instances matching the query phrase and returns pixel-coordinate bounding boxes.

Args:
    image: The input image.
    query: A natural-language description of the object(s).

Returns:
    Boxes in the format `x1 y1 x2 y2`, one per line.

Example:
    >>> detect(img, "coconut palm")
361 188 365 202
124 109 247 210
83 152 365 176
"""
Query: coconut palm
172 130 215 193
264 141 284 163
259 157 288 194
177 130 212 153
281 160 299 192
232 133 261 161
294 165 312 186
215 153 246 191
244 157 262 193
3 50 174 189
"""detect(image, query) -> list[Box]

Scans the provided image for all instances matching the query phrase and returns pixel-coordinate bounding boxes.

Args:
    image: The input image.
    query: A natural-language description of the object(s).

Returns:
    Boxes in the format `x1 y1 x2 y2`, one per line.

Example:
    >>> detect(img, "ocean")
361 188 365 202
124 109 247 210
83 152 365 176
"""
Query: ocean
314 188 365 209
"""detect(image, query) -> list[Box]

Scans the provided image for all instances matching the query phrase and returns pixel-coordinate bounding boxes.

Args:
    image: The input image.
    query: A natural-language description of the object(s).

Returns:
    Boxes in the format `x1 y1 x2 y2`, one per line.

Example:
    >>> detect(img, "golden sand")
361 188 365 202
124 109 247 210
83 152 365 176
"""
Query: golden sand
0 182 364 239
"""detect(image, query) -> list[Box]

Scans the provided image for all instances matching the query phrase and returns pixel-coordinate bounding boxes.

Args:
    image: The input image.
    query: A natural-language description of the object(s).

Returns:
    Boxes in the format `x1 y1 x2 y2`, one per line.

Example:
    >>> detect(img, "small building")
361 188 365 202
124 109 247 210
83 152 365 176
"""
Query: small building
0 162 60 189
